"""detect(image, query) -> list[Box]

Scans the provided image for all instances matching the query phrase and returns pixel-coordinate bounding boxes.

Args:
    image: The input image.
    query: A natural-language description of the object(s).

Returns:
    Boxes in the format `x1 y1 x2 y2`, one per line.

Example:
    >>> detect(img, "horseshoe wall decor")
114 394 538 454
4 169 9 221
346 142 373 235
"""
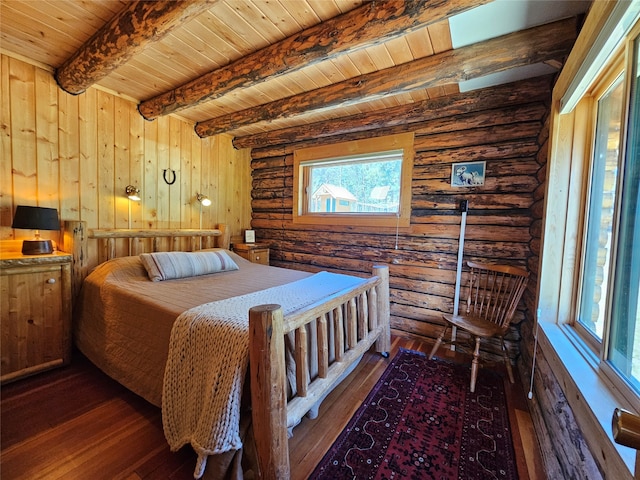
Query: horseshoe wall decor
163 169 177 185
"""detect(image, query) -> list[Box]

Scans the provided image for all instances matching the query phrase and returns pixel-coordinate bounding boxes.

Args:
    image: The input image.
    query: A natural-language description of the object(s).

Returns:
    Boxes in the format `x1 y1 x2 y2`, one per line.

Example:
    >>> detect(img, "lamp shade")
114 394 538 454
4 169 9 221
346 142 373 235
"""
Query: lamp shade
11 205 60 230
11 205 59 254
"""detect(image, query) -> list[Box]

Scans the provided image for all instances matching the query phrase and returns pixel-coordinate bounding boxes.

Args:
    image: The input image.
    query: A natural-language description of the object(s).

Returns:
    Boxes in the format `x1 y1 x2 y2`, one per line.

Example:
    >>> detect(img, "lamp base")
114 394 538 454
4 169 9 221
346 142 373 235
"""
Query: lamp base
21 239 53 255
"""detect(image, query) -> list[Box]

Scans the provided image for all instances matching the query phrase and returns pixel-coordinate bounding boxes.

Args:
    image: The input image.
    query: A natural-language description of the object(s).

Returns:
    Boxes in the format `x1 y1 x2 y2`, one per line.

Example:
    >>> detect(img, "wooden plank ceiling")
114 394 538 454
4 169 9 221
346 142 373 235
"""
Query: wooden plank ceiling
0 0 582 142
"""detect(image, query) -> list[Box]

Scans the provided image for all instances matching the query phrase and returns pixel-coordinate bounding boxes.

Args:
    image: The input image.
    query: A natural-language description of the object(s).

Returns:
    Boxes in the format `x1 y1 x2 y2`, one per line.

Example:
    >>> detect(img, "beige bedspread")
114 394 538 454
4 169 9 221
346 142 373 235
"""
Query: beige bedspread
162 271 366 478
73 250 311 407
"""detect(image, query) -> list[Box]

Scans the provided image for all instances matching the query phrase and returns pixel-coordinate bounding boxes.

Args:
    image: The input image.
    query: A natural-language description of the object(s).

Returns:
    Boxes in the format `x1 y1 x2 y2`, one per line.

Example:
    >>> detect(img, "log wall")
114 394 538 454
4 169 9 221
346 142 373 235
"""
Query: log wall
247 76 553 362
0 54 252 270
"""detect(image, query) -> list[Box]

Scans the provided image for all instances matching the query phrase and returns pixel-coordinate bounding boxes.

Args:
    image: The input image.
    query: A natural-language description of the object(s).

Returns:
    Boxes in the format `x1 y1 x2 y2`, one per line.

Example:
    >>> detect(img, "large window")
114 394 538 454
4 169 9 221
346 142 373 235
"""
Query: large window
575 29 640 397
293 133 414 227
539 5 640 475
608 35 640 393
577 66 624 348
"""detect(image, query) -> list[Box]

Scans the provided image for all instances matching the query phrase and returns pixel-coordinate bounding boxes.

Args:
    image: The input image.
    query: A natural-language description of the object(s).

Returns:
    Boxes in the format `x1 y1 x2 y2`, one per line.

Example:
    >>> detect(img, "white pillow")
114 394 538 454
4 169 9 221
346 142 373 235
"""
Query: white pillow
139 250 239 282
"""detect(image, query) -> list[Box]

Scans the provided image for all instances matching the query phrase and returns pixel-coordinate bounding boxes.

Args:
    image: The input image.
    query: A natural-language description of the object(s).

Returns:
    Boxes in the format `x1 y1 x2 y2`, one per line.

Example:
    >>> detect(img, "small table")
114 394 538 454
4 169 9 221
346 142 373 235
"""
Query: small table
233 243 270 265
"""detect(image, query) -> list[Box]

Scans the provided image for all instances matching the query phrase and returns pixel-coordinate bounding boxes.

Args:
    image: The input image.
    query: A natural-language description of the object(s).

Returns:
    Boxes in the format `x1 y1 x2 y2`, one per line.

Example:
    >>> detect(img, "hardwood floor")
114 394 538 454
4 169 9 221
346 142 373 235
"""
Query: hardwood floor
1 333 545 480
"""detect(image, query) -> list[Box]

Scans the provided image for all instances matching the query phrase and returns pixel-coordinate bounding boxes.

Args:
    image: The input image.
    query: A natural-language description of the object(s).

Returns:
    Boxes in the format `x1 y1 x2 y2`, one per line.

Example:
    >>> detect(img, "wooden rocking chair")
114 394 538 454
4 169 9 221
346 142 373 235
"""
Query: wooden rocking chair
429 261 529 392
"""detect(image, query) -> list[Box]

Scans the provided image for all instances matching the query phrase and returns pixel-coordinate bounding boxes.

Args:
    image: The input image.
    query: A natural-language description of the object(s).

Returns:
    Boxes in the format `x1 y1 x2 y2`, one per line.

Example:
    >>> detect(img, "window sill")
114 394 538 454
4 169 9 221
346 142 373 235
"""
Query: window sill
538 320 637 478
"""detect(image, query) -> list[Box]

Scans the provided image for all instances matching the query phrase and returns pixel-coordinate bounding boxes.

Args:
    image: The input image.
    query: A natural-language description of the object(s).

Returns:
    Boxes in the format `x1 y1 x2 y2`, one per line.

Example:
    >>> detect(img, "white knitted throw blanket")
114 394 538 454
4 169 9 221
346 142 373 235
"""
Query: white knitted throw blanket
161 271 365 479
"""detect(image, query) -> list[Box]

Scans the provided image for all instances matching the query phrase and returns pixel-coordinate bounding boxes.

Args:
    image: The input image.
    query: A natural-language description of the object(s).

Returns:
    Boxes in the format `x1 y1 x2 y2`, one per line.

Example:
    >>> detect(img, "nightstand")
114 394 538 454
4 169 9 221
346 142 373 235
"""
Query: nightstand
233 243 270 265
0 251 73 383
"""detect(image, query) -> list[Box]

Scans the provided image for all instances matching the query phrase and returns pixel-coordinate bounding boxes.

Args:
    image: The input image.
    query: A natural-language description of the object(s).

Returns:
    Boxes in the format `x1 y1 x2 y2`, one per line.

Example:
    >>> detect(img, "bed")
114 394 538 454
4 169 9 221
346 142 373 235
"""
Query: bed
62 221 390 479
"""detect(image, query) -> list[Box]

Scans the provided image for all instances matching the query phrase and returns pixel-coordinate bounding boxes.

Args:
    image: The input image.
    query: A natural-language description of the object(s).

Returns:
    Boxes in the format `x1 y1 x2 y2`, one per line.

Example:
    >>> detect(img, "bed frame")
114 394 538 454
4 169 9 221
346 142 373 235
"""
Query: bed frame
61 221 390 479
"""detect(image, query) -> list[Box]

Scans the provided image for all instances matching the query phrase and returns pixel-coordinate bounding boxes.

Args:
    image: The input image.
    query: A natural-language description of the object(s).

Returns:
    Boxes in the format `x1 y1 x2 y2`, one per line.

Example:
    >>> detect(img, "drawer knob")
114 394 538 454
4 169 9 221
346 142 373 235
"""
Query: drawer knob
46 278 56 284
255 255 260 260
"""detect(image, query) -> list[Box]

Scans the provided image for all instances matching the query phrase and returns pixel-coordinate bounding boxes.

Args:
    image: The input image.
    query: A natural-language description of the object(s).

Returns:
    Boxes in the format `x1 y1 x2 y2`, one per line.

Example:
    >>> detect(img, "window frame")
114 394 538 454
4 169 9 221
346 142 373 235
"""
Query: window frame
570 29 640 407
292 133 414 228
572 53 625 358
538 4 640 476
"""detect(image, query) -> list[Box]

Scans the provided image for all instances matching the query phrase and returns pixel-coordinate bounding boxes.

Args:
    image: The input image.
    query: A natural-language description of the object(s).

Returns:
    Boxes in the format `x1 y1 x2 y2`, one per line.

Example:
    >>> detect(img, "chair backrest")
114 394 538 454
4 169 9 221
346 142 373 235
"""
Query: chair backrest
464 261 529 329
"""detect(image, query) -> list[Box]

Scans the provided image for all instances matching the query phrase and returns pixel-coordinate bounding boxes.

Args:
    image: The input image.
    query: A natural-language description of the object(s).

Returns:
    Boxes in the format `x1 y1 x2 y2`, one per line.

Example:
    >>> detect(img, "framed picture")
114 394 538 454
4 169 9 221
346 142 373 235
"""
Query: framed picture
451 161 486 187
244 229 255 243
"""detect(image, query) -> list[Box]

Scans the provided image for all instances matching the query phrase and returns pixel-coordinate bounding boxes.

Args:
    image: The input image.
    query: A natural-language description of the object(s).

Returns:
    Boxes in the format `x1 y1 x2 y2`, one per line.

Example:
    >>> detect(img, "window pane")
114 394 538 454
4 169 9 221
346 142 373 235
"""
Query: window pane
306 151 403 214
578 74 625 341
609 36 640 393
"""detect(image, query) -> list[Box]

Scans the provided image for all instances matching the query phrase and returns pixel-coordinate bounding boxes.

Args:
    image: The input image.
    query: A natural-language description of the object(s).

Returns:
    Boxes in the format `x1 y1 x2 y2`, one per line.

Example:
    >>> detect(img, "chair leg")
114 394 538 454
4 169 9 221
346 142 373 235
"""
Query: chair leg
429 325 449 359
470 336 481 393
501 337 514 383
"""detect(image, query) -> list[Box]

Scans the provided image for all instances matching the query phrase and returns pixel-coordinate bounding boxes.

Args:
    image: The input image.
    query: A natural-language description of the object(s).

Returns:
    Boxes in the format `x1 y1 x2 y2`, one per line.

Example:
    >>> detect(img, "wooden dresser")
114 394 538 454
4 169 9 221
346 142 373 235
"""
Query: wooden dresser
0 251 73 383
233 243 270 265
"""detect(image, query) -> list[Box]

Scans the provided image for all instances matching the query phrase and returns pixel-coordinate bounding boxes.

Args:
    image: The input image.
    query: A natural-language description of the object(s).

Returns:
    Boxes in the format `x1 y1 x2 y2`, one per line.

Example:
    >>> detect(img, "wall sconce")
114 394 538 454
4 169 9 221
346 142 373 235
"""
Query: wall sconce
125 185 141 201
11 205 60 255
196 193 211 207
196 193 211 230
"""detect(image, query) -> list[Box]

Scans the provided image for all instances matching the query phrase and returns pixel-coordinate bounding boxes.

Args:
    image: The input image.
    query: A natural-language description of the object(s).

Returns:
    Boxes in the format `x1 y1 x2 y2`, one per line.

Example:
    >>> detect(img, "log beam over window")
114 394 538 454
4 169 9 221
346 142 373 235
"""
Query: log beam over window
233 76 552 149
195 17 578 138
55 0 218 95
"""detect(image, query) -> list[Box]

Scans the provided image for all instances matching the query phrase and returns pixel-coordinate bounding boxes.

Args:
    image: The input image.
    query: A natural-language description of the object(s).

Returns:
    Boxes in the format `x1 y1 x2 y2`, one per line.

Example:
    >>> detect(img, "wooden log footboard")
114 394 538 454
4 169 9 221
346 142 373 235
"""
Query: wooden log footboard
249 265 390 479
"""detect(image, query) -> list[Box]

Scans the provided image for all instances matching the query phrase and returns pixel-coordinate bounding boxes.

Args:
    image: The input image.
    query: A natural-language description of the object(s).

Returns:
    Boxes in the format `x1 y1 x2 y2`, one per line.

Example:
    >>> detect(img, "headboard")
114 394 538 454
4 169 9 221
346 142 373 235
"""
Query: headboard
61 221 230 301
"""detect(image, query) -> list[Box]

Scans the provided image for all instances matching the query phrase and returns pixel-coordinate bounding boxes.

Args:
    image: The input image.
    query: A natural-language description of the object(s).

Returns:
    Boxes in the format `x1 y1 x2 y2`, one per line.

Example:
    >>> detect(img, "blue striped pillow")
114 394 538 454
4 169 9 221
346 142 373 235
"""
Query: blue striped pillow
139 250 239 281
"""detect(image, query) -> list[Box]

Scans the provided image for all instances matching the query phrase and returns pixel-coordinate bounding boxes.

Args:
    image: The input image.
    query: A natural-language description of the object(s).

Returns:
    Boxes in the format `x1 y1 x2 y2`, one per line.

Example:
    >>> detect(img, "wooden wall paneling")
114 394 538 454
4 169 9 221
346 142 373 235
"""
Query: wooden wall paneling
114 97 129 257
34 68 59 212
179 122 190 231
212 134 251 236
78 88 99 267
226 137 251 236
213 137 224 230
96 90 115 264
206 138 218 233
219 137 233 231
143 117 158 231
58 91 78 250
168 117 181 230
178 125 189 227
180 124 195 235
200 136 215 231
58 89 80 227
238 147 253 235
0 56 12 234
156 116 170 230
9 59 37 214
128 99 144 232
180 118 192 234
190 129 203 230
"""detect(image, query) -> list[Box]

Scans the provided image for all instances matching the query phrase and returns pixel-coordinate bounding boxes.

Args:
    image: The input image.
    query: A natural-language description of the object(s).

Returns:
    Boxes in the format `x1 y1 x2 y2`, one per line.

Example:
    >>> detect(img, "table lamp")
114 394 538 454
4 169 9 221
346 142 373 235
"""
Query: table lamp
11 205 60 254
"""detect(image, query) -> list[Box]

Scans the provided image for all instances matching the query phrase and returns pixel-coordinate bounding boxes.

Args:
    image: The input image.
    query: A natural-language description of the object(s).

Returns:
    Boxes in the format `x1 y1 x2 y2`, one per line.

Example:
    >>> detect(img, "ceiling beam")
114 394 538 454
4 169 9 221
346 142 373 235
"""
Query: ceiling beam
137 0 490 120
233 76 554 150
196 17 577 138
55 0 218 95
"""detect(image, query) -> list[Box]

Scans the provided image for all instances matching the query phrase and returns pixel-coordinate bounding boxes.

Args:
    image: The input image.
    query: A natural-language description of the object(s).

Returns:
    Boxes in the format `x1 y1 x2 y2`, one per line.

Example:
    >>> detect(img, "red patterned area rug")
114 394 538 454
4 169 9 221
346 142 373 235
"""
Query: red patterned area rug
310 348 518 480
